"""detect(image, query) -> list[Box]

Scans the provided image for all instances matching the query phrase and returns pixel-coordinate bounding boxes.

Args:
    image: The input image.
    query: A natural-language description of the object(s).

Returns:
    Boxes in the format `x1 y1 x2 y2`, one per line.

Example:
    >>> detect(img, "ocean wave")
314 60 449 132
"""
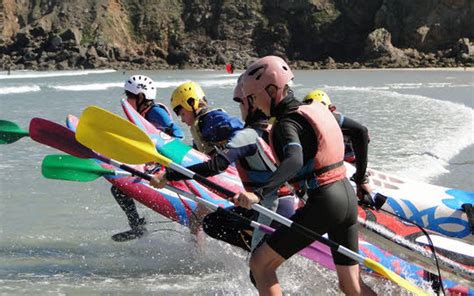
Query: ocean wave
386 83 423 89
394 95 474 182
0 69 116 80
158 79 238 89
0 85 41 95
47 77 242 92
50 82 123 91
323 85 391 91
324 82 474 91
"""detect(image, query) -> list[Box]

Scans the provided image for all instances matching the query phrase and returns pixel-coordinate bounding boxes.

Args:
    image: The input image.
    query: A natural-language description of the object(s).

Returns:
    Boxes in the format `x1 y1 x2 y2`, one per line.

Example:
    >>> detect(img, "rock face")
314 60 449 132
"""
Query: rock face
1 0 473 70
364 28 409 67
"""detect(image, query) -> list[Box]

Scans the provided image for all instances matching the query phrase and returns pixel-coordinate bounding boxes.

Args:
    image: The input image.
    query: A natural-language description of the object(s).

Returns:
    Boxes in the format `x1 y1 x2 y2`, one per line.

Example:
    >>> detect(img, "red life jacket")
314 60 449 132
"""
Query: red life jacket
232 126 292 197
269 103 346 187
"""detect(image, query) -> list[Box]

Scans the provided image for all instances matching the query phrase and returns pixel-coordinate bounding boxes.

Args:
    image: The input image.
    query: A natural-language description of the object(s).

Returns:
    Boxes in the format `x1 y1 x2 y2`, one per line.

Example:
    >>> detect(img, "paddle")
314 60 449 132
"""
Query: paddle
0 120 29 144
41 154 336 268
75 106 428 295
42 154 132 182
27 117 156 182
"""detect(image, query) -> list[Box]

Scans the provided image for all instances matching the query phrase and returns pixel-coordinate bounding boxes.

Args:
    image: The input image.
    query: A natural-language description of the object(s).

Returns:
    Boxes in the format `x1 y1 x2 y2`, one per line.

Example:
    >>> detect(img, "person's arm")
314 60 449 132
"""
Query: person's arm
254 119 304 199
340 116 369 183
165 142 257 181
147 107 185 139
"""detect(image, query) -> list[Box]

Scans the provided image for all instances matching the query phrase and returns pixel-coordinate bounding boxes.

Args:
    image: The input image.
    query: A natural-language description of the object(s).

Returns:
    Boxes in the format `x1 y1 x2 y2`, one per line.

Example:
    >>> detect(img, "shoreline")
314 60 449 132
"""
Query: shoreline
1 67 473 74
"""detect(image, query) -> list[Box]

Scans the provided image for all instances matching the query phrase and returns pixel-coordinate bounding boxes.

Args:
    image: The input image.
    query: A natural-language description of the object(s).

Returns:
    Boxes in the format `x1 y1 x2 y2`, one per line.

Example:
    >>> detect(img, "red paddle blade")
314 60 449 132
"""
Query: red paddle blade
29 118 96 159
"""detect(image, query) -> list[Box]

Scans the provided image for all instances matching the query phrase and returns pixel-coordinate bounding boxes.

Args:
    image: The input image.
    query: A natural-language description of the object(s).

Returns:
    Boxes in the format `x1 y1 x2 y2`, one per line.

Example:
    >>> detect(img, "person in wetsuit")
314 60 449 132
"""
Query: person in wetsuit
170 81 241 155
303 89 373 200
151 80 296 252
168 81 246 236
236 56 375 295
111 75 184 242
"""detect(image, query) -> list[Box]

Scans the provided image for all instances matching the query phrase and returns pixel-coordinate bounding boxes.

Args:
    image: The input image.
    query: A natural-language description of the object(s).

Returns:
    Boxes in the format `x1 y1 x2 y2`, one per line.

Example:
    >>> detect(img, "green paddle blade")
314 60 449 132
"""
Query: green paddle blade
0 120 29 144
42 154 115 182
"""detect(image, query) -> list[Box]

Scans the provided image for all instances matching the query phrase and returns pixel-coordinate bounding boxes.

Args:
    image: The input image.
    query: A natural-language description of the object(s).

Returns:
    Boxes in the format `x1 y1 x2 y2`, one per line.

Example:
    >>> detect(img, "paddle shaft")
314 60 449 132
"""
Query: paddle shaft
96 155 152 180
161 150 427 293
166 161 360 257
163 182 274 235
74 107 427 294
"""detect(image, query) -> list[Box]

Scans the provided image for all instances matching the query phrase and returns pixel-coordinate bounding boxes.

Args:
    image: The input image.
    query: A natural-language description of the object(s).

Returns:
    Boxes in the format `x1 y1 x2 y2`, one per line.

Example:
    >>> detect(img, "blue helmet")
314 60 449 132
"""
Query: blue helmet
200 110 244 143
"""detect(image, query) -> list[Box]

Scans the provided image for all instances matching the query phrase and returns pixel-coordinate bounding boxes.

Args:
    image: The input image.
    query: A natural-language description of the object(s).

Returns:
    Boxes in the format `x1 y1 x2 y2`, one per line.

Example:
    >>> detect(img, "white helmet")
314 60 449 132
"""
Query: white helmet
124 75 157 100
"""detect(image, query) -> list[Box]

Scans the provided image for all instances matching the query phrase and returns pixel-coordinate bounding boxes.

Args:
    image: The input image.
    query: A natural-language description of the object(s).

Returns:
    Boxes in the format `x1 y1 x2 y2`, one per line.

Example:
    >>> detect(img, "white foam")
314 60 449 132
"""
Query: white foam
426 83 452 88
158 79 238 89
325 82 474 91
387 83 422 89
207 73 242 78
197 78 238 88
385 93 474 181
324 85 390 91
50 82 123 91
0 69 116 80
154 81 188 88
0 85 41 95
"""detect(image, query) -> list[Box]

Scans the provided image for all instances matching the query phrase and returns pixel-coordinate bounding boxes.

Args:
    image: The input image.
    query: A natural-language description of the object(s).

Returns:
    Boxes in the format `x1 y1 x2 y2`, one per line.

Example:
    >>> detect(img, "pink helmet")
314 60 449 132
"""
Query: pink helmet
233 76 245 103
241 56 294 114
233 75 253 121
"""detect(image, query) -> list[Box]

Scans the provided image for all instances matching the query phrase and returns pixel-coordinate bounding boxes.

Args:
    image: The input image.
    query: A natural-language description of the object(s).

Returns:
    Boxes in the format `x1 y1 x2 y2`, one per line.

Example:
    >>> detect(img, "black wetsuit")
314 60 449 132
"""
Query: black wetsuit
254 94 360 266
333 112 369 184
111 104 183 240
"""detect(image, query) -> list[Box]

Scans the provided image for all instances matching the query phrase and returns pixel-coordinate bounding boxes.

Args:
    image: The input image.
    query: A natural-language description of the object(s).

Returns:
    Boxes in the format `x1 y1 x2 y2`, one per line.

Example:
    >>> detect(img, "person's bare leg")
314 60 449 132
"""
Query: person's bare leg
335 264 376 296
189 203 211 248
249 243 286 296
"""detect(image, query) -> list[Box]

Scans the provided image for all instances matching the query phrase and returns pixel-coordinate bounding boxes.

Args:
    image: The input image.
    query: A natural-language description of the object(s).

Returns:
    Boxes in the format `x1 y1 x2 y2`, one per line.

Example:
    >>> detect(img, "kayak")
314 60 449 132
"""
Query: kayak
358 205 473 286
64 114 473 294
122 98 473 244
119 102 473 293
347 164 473 243
121 99 243 194
122 100 474 249
99 165 474 294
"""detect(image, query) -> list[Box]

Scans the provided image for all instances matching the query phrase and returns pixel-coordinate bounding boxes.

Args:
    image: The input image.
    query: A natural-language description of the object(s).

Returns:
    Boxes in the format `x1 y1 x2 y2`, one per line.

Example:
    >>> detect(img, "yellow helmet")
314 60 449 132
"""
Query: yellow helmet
303 89 332 107
171 81 205 113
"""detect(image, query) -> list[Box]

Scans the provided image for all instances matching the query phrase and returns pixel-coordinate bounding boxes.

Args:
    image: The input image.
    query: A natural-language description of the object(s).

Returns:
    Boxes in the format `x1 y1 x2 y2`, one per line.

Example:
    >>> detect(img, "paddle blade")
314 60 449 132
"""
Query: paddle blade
0 120 29 144
29 118 96 158
364 258 428 295
76 106 169 165
42 154 114 182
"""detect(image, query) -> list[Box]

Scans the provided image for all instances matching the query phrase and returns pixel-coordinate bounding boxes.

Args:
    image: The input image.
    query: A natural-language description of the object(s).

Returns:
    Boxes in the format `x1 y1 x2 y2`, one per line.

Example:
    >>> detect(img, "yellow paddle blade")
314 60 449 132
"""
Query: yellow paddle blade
76 106 171 166
364 258 429 295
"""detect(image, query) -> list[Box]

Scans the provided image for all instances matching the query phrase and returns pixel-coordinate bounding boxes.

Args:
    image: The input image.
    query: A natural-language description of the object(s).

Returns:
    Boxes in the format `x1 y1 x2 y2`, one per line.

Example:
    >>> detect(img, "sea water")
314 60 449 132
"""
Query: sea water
0 69 473 295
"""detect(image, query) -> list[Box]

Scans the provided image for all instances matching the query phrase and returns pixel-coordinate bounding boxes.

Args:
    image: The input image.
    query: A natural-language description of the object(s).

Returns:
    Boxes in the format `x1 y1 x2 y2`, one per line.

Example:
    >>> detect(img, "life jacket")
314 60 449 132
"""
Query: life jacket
230 125 291 197
199 110 244 143
270 103 346 188
140 102 180 137
191 108 225 154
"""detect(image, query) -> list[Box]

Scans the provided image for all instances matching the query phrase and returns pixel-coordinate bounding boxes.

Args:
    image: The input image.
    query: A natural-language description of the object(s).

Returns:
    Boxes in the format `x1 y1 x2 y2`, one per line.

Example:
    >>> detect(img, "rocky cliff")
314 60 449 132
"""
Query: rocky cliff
1 0 473 70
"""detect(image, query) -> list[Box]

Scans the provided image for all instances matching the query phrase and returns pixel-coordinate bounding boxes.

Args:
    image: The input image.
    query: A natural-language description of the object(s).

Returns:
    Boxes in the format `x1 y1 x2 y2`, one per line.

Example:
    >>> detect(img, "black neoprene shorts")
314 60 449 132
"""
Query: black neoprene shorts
266 178 359 266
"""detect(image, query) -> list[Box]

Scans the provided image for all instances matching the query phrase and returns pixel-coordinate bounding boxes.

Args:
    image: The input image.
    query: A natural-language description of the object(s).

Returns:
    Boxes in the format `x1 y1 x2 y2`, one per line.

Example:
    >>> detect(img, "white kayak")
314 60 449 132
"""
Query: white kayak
346 163 473 243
